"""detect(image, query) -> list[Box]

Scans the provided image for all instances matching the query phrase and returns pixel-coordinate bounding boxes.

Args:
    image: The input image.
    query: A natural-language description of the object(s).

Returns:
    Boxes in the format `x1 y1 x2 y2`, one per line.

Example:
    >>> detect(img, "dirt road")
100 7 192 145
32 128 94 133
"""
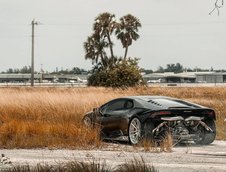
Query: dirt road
1 140 226 172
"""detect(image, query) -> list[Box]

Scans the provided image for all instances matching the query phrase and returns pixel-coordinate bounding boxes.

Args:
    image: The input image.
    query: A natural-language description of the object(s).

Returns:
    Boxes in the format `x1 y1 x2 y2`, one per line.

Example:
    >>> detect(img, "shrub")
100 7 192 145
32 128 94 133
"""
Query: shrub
88 58 145 88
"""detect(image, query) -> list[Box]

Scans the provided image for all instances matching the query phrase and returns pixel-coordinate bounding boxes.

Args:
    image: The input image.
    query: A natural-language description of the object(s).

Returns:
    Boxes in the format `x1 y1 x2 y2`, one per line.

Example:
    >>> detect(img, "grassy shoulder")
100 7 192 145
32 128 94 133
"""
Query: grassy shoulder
0 87 225 149
1 158 159 172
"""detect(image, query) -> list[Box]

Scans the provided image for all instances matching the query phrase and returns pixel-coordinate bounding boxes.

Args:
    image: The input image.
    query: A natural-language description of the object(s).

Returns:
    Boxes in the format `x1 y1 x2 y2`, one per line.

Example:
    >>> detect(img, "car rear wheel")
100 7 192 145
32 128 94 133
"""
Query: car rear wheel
128 117 142 145
143 121 169 144
194 119 216 145
143 121 154 140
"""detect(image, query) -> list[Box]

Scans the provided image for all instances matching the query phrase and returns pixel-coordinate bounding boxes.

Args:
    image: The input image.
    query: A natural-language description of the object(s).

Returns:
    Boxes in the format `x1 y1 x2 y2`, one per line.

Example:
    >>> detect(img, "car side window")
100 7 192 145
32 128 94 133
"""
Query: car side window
124 100 133 109
105 99 134 112
106 100 126 111
99 104 108 114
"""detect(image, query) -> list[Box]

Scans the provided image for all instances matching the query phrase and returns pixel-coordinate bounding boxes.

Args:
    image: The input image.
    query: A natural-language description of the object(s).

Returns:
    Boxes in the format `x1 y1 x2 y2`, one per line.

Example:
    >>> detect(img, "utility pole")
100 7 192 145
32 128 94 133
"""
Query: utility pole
31 19 38 87
40 64 43 83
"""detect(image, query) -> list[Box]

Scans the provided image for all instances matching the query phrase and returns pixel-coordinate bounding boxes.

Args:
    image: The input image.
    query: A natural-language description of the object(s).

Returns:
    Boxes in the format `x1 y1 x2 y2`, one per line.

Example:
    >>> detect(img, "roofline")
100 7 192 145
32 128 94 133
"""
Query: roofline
123 95 172 100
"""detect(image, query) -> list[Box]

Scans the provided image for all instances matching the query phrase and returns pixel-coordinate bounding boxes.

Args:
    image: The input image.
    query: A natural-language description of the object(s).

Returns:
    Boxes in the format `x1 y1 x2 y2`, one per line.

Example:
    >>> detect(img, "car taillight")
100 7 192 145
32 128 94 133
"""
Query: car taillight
206 111 215 117
151 111 171 117
202 111 215 119
158 111 171 115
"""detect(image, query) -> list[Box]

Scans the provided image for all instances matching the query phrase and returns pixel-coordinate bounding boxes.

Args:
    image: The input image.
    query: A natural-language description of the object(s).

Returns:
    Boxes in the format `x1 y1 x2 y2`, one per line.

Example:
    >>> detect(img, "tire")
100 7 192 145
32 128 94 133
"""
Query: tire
194 119 216 145
128 117 142 145
83 115 92 127
143 121 155 140
143 121 168 144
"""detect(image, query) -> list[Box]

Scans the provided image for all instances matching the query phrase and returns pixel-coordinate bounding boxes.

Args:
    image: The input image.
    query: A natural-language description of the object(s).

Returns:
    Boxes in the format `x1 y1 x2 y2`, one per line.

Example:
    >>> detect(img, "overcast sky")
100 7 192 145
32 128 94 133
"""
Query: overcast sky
0 0 225 72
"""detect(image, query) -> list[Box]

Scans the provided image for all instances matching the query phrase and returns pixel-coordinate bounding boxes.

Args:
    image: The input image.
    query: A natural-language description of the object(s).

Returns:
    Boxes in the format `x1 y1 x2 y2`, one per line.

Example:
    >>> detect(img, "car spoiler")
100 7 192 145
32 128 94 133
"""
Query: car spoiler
145 108 216 120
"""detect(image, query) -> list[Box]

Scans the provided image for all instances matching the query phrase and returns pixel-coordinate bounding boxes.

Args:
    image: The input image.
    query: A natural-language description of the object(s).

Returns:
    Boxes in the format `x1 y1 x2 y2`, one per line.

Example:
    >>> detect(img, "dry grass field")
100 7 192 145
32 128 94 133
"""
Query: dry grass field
0 87 225 149
1 158 158 172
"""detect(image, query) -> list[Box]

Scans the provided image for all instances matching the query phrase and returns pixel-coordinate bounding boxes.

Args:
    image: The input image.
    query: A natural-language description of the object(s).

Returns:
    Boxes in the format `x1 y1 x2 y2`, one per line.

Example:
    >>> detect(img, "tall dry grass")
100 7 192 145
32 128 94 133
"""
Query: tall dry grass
1 158 159 172
0 87 225 148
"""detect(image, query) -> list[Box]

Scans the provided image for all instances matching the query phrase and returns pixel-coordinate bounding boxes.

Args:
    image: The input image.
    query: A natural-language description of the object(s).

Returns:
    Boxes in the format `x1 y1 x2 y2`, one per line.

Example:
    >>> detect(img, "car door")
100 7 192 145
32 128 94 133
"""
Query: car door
99 99 134 134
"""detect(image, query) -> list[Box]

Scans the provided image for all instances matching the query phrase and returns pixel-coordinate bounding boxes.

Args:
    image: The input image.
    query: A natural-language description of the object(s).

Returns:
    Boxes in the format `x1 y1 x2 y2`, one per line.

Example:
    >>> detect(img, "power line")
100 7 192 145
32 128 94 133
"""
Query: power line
1 21 226 27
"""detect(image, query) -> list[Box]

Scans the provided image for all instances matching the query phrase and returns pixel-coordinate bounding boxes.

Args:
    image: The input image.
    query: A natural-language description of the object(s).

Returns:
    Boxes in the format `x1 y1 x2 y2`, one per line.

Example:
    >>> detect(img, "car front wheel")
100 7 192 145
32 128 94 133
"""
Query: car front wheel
83 115 92 127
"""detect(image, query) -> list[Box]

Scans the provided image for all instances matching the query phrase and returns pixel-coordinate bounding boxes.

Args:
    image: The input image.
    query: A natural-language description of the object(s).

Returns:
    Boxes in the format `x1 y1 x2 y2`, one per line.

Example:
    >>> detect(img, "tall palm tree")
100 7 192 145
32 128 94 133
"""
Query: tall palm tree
84 34 108 68
93 12 117 61
115 14 141 60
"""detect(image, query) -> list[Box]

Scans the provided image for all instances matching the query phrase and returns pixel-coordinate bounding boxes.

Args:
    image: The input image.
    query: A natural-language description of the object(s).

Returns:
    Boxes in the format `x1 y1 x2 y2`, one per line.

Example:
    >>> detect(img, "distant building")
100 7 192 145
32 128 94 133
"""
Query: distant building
143 72 196 83
43 74 88 83
0 73 88 83
196 72 226 83
143 72 226 83
0 74 42 83
1 72 226 84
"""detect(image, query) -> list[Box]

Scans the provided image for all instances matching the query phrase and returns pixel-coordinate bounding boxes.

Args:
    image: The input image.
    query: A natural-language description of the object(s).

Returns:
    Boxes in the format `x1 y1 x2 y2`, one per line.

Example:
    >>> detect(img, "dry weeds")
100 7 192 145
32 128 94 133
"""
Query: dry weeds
1 157 159 172
0 87 225 149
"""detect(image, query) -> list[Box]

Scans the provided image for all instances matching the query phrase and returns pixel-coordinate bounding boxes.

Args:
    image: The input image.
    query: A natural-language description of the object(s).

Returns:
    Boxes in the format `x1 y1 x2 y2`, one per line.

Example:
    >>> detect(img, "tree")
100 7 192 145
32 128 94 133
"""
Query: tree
6 68 13 73
84 12 142 69
50 67 87 75
156 66 164 73
84 34 109 68
140 68 153 74
93 12 116 60
84 12 143 87
88 58 144 87
20 66 31 73
164 63 183 73
115 14 141 59
155 63 184 73
72 67 87 74
84 13 118 68
3 66 32 74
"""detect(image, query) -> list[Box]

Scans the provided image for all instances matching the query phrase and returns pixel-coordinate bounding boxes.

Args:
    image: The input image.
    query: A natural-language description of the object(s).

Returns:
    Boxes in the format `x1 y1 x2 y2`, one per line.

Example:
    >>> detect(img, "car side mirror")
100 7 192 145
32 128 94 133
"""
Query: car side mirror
93 107 102 116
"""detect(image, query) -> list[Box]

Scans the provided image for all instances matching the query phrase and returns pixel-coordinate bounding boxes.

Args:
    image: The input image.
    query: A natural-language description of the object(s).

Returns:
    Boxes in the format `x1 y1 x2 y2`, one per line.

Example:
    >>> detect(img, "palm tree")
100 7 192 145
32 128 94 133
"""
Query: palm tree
115 14 141 60
93 12 117 61
84 34 108 68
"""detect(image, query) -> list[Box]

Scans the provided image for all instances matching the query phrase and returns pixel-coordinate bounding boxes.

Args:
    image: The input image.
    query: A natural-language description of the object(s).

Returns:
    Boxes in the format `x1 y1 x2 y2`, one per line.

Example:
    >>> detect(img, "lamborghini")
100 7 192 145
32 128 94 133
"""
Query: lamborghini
82 96 216 145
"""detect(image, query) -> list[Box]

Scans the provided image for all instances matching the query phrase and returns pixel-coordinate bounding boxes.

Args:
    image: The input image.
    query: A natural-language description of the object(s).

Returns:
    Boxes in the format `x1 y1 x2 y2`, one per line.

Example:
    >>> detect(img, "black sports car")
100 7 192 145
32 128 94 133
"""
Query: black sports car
83 96 216 145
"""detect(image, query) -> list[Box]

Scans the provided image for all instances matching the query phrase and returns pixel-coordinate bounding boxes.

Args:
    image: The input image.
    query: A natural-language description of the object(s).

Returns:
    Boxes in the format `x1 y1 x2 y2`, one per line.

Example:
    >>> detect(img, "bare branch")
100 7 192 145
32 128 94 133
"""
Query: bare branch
209 0 224 16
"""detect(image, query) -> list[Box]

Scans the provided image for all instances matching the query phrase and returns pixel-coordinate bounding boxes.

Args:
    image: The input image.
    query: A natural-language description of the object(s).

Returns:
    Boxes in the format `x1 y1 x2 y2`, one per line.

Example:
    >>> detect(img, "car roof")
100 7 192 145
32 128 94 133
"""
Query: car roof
123 96 203 109
124 96 169 101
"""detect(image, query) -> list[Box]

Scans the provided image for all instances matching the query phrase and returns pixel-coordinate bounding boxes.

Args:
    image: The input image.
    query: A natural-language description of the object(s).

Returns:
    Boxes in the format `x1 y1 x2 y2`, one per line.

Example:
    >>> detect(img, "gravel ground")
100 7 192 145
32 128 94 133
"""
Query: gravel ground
1 140 226 172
